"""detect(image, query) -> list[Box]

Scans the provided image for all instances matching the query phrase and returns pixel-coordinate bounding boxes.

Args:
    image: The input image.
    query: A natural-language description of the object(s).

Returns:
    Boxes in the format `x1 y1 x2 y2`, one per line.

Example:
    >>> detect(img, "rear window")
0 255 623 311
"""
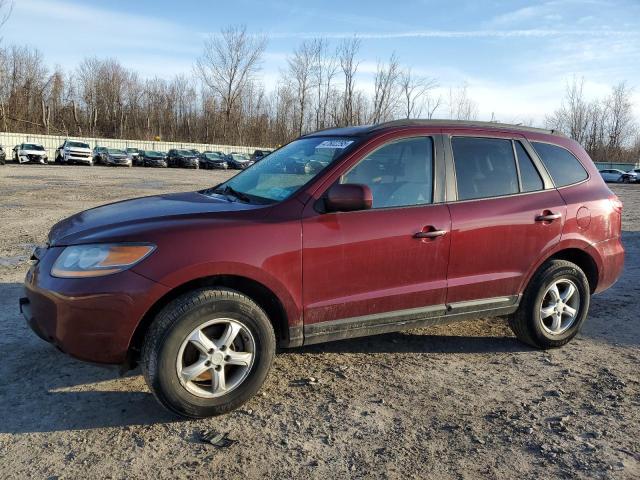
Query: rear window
452 137 519 200
531 142 588 187
514 141 543 192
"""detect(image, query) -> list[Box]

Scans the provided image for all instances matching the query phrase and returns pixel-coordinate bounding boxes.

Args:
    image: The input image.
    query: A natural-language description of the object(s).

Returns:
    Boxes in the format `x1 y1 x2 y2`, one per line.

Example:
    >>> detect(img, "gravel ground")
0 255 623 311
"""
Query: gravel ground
0 164 638 479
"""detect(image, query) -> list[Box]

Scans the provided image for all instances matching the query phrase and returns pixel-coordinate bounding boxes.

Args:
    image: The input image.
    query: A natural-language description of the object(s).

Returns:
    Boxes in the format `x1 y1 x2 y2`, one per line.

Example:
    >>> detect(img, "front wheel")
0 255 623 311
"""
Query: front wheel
509 259 590 349
141 288 276 418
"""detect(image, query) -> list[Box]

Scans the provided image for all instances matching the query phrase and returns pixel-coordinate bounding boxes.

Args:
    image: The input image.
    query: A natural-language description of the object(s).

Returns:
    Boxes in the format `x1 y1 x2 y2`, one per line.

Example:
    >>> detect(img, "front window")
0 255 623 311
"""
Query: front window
147 151 164 158
213 137 357 203
67 141 89 149
177 150 193 156
341 137 434 208
108 149 126 155
23 144 45 151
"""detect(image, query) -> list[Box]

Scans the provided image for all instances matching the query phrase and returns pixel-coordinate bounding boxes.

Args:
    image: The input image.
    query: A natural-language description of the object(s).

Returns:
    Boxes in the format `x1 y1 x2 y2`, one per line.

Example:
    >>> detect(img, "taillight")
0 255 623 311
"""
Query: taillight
609 195 623 213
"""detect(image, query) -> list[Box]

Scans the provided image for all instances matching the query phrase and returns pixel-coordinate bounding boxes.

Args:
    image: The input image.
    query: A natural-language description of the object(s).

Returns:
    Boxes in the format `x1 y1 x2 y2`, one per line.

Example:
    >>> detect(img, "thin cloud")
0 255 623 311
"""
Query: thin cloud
267 29 639 40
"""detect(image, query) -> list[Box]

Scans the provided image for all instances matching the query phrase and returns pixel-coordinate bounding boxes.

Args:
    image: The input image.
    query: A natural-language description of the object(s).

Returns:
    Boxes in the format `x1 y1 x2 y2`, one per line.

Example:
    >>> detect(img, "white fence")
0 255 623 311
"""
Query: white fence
0 131 269 158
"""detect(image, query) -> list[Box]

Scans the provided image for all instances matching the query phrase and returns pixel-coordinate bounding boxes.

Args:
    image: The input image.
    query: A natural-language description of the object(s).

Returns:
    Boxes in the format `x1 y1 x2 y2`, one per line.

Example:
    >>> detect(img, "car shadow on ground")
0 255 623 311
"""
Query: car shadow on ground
0 282 181 434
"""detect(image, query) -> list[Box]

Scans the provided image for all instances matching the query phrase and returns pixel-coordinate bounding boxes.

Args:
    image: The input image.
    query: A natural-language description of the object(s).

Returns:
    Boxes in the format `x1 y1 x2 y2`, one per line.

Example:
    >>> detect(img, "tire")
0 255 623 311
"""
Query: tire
509 259 590 349
141 288 276 418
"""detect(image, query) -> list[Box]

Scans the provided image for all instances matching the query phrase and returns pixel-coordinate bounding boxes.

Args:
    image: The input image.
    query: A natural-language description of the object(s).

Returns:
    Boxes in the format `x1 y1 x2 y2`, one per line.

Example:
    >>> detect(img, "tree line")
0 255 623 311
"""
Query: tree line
0 14 638 162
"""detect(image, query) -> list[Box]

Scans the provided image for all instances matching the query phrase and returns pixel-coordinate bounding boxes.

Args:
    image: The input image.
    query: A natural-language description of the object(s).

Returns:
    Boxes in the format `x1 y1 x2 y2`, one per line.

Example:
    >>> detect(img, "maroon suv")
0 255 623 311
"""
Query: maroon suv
21 120 624 418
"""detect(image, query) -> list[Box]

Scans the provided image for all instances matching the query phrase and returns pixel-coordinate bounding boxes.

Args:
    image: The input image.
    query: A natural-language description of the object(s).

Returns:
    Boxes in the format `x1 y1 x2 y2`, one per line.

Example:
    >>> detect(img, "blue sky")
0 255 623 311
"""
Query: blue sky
2 0 639 124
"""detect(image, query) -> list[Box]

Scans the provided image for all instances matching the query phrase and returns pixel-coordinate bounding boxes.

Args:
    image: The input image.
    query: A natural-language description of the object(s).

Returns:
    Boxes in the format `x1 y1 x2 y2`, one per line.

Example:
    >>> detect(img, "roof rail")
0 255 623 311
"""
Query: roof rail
369 119 564 136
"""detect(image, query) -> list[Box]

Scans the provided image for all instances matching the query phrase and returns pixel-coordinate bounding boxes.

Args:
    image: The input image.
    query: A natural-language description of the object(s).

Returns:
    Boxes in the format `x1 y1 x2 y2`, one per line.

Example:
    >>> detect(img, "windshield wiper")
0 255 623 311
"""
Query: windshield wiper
211 185 251 203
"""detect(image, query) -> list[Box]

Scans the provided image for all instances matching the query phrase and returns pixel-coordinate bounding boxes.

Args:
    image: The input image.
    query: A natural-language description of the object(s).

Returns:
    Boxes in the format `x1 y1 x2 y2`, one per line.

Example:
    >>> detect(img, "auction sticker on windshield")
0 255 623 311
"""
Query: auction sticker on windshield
316 139 353 149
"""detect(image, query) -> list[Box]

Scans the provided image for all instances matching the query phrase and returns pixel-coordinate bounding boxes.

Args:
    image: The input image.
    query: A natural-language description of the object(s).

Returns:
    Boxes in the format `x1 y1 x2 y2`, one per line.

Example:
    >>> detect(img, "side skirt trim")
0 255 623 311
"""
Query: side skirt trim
301 295 519 346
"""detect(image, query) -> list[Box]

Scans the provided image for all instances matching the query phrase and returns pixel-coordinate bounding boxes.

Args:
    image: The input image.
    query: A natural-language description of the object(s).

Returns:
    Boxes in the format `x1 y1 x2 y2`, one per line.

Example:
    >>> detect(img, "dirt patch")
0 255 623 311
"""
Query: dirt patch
0 165 638 479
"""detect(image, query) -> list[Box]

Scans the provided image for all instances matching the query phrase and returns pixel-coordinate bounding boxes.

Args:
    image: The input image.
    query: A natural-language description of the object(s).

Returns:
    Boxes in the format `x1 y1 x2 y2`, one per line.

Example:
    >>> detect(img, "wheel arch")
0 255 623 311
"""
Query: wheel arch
522 246 599 295
126 274 295 369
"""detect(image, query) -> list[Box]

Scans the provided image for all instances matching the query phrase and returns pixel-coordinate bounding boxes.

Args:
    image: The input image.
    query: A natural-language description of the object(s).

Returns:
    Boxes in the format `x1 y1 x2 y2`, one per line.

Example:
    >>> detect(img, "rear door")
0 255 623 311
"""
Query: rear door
444 131 566 308
302 133 451 339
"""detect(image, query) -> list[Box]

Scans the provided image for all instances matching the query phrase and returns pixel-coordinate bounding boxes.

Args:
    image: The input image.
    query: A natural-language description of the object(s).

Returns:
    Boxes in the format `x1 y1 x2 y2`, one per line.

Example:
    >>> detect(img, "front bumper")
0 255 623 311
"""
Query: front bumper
107 158 132 166
21 246 169 364
145 159 167 167
65 154 92 164
19 155 47 164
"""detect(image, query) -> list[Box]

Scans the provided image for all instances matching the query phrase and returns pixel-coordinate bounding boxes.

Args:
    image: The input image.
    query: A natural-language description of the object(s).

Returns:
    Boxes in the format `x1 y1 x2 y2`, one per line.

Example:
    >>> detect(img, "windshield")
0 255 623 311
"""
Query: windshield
215 136 356 202
23 144 44 151
204 153 223 159
177 150 193 156
126 148 139 153
231 153 250 160
147 151 164 158
67 141 89 149
108 148 126 155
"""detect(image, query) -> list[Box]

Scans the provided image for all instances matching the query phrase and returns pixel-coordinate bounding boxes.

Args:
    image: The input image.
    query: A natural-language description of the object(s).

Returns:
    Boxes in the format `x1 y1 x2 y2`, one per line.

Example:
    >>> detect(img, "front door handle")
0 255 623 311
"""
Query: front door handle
414 229 447 239
535 212 562 222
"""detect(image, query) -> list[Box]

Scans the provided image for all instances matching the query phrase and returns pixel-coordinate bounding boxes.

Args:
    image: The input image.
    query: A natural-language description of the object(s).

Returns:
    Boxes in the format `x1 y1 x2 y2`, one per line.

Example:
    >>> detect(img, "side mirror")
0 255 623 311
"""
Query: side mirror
324 183 372 213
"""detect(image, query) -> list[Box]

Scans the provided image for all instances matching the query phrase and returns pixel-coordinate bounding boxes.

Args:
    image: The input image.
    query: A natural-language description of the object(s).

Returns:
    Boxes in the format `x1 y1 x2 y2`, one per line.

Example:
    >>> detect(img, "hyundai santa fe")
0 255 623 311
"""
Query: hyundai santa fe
20 120 624 418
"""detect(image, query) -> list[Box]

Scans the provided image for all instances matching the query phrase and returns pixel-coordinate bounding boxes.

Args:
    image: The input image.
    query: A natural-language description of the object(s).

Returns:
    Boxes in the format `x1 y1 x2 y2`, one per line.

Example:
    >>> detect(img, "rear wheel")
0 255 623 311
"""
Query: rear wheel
509 260 590 349
141 288 276 418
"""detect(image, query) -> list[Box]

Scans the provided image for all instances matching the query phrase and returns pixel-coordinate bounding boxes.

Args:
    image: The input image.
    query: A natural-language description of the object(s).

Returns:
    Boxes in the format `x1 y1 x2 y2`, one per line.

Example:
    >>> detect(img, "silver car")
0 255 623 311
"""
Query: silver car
599 169 636 183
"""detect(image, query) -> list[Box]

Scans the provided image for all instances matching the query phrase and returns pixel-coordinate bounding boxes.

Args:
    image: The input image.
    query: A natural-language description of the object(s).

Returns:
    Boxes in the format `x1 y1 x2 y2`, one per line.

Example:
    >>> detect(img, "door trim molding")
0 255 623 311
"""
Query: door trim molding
302 295 520 345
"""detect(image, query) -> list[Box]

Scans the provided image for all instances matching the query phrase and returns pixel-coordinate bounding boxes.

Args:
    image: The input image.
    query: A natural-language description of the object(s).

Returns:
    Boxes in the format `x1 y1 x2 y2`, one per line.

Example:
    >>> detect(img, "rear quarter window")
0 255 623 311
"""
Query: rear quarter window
531 142 588 187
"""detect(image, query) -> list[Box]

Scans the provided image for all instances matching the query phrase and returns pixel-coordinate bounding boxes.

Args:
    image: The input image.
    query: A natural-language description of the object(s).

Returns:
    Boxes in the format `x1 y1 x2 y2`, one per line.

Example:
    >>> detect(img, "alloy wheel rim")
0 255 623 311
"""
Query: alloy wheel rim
176 318 255 398
539 279 580 335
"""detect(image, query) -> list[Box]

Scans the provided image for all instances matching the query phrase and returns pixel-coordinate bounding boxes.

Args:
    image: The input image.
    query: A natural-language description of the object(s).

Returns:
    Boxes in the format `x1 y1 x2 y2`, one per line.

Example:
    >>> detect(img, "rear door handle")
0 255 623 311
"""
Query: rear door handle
414 229 447 239
535 212 562 222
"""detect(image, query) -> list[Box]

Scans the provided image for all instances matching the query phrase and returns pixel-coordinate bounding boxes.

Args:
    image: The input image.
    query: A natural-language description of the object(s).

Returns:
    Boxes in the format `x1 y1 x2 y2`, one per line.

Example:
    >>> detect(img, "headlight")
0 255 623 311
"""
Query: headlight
51 243 156 278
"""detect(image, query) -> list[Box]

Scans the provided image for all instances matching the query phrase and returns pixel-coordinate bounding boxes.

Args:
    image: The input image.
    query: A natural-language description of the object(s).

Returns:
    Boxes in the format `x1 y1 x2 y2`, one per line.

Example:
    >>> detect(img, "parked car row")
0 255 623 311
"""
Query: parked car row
0 141 273 169
599 168 640 183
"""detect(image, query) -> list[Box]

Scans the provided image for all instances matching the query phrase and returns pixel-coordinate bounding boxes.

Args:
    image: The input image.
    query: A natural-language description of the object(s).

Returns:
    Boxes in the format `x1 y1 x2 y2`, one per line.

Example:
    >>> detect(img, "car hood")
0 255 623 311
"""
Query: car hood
48 191 273 246
20 149 46 155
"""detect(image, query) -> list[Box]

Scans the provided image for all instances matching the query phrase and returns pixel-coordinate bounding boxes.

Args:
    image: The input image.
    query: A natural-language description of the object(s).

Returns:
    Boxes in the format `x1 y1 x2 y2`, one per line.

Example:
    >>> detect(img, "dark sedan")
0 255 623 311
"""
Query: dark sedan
96 148 132 167
250 149 273 162
139 150 167 168
226 152 254 169
0 145 6 165
198 152 228 170
167 149 199 168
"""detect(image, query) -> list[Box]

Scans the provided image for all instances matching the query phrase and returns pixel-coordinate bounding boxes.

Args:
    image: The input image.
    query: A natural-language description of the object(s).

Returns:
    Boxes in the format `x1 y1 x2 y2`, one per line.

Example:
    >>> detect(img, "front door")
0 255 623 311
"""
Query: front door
302 135 451 340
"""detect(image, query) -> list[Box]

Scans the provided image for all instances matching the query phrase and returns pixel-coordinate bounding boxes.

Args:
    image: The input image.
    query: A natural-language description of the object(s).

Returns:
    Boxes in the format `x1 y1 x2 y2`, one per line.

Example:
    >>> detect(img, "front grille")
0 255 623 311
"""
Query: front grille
27 154 43 161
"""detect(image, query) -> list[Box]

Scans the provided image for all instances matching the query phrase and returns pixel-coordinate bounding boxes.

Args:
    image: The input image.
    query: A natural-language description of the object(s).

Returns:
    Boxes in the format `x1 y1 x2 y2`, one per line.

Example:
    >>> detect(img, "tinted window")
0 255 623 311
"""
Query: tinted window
531 142 588 187
452 137 519 200
341 137 433 208
515 141 543 192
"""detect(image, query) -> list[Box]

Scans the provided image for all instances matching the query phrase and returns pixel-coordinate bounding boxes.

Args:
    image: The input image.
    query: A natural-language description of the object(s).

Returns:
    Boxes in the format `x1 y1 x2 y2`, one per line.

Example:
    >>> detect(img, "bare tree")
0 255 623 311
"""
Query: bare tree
603 82 635 156
286 40 318 136
195 25 266 142
370 53 401 123
312 38 338 130
546 77 591 144
338 37 361 126
448 83 478 120
399 68 437 119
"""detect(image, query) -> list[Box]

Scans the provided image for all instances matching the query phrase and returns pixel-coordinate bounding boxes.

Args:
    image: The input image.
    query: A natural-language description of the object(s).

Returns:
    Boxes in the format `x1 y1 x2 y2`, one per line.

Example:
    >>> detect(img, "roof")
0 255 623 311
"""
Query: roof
304 119 564 138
